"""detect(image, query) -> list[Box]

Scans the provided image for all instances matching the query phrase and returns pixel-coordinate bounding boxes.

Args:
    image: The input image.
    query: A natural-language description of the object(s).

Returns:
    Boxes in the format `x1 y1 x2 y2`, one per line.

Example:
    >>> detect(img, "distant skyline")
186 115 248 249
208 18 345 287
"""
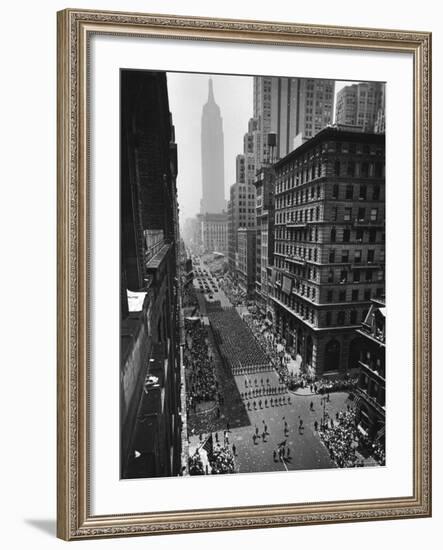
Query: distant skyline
167 73 360 221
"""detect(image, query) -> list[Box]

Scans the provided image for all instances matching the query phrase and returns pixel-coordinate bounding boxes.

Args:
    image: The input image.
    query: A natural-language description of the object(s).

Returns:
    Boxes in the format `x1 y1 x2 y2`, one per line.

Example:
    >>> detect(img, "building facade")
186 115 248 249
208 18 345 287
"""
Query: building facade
201 78 225 214
354 298 386 441
252 77 335 168
120 69 183 479
335 82 385 133
237 228 257 296
200 212 228 256
253 167 276 314
271 126 385 376
227 182 257 271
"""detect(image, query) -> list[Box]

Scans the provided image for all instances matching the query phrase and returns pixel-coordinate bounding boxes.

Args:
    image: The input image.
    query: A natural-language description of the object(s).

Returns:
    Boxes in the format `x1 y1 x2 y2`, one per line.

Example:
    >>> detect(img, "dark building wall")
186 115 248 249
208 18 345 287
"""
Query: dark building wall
120 69 182 479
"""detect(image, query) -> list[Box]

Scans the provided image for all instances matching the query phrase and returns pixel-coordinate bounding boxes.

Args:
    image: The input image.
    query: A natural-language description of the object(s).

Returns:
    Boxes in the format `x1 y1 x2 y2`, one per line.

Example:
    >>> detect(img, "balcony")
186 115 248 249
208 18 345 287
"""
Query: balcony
355 387 385 417
350 263 381 270
285 255 306 266
353 218 385 228
359 360 385 381
286 221 306 229
357 322 386 345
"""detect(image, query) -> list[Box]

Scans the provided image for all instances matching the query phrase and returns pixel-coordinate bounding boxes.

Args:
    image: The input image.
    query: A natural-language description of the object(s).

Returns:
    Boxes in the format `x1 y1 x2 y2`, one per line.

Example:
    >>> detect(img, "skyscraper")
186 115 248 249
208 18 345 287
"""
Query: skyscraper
200 78 225 214
252 77 335 168
335 82 385 132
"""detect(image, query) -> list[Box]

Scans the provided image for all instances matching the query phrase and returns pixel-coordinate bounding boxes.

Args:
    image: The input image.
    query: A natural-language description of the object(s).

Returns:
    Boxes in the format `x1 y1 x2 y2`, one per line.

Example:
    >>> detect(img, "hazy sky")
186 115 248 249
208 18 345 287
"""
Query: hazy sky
167 73 355 221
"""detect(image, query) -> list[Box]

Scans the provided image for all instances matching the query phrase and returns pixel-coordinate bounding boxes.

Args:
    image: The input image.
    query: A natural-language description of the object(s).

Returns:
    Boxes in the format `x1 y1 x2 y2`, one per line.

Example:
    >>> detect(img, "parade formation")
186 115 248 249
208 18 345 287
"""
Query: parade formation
184 257 385 476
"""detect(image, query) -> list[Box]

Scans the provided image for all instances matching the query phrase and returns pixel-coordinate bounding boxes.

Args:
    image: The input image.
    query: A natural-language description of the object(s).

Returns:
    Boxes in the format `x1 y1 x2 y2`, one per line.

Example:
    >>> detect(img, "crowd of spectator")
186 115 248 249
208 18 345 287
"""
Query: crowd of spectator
188 443 236 475
184 321 217 413
319 409 362 468
182 282 198 309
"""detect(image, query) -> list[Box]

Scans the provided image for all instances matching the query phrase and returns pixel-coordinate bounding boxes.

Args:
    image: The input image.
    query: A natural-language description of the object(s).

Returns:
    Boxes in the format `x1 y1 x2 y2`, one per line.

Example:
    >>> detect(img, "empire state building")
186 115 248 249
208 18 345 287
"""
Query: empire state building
200 78 225 214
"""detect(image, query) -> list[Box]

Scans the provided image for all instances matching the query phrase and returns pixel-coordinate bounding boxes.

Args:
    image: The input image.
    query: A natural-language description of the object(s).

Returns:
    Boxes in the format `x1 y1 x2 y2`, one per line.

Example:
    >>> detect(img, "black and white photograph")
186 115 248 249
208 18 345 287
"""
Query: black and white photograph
120 69 386 479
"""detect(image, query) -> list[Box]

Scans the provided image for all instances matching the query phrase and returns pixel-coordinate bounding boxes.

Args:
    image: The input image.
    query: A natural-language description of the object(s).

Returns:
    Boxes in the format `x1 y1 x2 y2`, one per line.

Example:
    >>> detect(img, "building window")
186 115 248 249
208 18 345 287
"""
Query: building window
343 229 350 243
373 186 380 200
369 229 376 243
329 249 335 263
327 290 333 302
334 161 341 176
332 207 338 221
370 208 378 221
340 270 348 283
330 227 336 242
344 207 352 221
361 162 369 177
350 310 357 324
326 311 332 326
332 184 339 199
353 270 361 283
359 185 367 200
352 289 359 301
347 161 355 177
357 207 365 221
328 270 334 282
366 270 373 282
342 250 349 263
345 184 353 199
364 289 371 300
367 249 375 263
354 249 362 263
339 290 346 302
337 311 345 325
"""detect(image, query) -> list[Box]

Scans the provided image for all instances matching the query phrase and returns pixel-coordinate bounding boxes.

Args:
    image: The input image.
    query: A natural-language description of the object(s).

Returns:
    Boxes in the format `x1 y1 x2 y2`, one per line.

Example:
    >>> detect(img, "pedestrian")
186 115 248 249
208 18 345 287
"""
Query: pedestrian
286 446 291 458
314 420 318 431
270 398 273 407
310 401 314 411
265 399 268 408
336 412 339 421
253 400 256 409
227 421 230 432
273 450 277 462
299 418 304 429
255 425 259 436
259 399 262 409
232 444 236 456
327 393 330 402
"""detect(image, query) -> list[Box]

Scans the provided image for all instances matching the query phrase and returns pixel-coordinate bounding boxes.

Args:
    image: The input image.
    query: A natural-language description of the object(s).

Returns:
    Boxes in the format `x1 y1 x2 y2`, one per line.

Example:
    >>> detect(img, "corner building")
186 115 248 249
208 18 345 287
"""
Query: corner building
271 126 385 376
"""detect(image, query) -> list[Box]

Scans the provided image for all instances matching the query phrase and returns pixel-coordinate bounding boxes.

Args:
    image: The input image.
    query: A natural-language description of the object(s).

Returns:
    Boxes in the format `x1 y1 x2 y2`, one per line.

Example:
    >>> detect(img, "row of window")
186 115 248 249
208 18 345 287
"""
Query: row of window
276 158 384 192
326 287 384 303
331 183 381 200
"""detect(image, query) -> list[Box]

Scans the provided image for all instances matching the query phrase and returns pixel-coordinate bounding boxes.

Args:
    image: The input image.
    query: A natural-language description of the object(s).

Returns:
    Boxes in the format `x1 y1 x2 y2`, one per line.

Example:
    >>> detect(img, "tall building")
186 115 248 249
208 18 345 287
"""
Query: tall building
252 77 335 168
120 70 183 479
200 78 225 214
200 212 228 256
237 228 257 295
335 82 385 133
253 167 276 314
354 298 386 442
227 182 256 271
271 126 385 376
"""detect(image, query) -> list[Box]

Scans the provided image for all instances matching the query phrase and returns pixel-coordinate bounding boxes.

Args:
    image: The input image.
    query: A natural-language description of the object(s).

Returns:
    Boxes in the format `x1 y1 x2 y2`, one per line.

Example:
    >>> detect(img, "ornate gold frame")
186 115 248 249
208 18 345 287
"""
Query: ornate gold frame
57 8 432 540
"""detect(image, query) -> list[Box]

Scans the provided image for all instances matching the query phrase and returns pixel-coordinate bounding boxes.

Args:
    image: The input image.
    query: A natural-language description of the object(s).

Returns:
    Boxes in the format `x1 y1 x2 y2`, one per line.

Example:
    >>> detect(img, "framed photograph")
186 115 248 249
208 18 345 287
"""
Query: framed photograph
57 8 431 540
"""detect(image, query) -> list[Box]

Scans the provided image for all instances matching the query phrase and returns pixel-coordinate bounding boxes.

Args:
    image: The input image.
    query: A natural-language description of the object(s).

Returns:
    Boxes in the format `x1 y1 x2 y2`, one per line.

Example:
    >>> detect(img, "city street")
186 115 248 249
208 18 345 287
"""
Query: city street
188 270 355 472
